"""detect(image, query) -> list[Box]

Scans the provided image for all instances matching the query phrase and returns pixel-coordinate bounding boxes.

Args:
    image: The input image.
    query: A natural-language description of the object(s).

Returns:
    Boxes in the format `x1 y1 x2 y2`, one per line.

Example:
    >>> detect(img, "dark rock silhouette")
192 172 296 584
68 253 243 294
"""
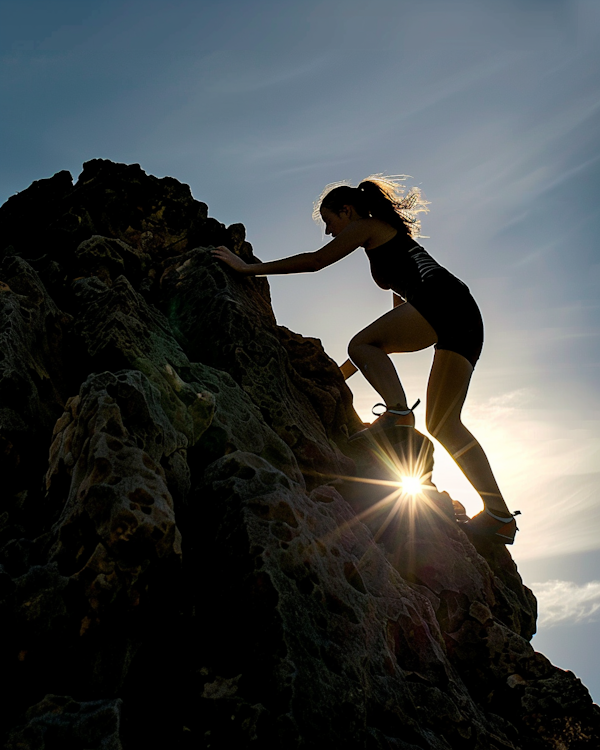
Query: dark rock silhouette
1 160 598 749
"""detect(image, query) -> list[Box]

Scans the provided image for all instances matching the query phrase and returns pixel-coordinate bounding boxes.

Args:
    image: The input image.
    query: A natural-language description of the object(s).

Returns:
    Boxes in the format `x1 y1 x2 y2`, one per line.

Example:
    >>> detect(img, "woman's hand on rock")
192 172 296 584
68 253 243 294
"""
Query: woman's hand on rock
212 245 250 273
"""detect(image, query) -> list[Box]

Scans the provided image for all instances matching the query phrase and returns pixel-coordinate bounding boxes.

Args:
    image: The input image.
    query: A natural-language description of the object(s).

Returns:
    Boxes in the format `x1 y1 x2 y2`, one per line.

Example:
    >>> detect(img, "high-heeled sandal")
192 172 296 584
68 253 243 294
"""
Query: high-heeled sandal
349 400 421 442
465 508 521 545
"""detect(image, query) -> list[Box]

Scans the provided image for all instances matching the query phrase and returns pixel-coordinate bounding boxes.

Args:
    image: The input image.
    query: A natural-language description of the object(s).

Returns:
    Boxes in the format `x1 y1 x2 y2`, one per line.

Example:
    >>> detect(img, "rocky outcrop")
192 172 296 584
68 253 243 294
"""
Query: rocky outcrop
1 160 598 749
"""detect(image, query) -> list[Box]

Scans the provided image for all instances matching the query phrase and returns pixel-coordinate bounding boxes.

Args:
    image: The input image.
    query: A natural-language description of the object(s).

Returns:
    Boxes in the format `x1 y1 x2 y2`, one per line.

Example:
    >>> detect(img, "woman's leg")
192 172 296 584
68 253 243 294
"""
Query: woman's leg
425 349 510 515
348 302 437 425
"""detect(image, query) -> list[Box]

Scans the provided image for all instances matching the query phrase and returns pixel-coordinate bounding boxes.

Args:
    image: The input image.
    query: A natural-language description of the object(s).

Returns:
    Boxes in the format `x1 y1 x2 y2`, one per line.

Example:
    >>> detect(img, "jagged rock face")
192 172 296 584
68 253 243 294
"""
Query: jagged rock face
1 160 598 749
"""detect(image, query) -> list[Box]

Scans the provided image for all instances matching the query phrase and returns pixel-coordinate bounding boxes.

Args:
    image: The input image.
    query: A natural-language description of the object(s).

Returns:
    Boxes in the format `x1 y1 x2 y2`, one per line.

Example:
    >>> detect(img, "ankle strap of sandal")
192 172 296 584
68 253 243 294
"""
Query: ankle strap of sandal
485 508 521 523
372 399 421 418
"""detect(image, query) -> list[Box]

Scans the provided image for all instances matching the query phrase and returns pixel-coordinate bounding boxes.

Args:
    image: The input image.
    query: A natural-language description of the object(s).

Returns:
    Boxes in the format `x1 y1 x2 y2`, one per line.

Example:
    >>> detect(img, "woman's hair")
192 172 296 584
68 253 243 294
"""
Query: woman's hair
313 175 429 239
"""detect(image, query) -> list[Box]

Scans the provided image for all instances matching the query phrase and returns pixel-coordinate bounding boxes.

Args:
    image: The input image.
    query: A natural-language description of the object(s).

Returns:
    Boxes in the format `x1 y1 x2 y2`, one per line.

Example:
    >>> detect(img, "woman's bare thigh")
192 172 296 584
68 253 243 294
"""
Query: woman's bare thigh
351 302 438 354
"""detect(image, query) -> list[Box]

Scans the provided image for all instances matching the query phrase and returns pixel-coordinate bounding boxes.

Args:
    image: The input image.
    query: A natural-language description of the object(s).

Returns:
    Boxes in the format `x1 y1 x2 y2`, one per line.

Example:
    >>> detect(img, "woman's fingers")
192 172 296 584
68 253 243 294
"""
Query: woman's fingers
212 245 232 260
212 245 248 272
212 245 233 263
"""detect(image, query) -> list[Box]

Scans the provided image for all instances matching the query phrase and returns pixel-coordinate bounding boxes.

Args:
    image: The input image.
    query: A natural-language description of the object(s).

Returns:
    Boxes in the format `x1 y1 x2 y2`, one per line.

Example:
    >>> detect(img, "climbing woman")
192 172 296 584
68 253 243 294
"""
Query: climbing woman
212 176 520 544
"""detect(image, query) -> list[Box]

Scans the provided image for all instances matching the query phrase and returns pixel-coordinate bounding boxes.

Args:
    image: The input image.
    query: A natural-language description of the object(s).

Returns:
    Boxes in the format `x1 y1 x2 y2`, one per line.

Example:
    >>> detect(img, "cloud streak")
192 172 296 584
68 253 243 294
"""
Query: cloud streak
532 580 600 627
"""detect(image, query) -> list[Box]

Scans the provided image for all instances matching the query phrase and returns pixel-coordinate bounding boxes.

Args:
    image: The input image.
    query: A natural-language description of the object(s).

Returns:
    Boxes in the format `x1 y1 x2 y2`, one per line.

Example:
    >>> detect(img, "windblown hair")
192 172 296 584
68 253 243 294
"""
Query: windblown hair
313 175 429 239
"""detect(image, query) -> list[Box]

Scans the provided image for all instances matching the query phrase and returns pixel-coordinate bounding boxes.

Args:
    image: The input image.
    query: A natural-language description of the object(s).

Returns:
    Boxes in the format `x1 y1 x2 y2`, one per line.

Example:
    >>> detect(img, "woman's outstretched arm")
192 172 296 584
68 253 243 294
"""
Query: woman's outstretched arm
212 219 372 276
212 246 321 275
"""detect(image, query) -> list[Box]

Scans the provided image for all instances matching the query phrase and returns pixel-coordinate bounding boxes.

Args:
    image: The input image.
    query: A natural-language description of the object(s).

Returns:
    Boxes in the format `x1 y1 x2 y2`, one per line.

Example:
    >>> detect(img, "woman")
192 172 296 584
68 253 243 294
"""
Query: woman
212 177 519 544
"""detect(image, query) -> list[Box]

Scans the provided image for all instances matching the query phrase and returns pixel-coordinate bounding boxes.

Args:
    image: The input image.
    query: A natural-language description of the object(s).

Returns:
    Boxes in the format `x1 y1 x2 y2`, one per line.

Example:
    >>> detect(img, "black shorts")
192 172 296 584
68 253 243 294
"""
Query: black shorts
409 274 484 368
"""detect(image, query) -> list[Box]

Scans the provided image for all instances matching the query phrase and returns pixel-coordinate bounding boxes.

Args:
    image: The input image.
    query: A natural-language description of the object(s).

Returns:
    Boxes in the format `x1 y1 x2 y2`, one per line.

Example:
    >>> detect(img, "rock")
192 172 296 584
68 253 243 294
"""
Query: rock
1 160 598 749
0 170 75 262
159 246 357 484
74 235 151 287
5 694 123 750
0 255 73 532
45 371 185 616
67 271 302 484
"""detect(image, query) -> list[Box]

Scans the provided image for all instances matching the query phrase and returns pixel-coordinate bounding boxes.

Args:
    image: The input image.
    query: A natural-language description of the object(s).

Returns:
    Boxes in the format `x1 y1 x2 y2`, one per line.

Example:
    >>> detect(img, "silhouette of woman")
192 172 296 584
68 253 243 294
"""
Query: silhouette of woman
213 177 519 544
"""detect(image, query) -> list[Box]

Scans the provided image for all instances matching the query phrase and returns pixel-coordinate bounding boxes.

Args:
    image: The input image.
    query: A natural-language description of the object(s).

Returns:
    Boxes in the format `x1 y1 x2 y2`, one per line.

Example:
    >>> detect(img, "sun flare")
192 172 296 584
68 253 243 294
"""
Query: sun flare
400 475 423 496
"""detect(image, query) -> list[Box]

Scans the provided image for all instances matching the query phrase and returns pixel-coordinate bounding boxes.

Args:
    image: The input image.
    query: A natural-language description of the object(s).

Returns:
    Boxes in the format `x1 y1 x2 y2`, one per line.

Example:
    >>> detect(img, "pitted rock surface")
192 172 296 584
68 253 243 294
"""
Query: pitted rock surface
1 160 598 749
160 247 357 483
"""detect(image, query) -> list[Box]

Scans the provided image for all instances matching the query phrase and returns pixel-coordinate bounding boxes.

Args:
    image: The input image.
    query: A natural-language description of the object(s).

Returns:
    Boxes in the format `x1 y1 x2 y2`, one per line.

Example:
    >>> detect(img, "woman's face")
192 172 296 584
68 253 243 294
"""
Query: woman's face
321 206 352 237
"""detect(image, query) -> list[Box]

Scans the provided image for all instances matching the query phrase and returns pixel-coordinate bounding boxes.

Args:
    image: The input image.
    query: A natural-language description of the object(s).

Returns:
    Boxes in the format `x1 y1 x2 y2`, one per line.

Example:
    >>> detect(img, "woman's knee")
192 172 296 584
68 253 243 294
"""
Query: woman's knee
348 333 374 361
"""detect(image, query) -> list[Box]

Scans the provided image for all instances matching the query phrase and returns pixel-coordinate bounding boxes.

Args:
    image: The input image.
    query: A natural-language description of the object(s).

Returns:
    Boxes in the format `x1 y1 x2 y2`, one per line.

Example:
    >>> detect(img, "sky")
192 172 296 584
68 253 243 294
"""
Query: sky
2 0 600 698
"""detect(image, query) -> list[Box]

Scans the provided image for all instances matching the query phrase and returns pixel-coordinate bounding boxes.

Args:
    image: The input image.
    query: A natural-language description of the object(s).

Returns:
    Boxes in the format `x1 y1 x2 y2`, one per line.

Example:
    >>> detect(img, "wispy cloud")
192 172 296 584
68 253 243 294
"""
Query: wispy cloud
385 52 521 127
205 54 329 95
532 580 600 627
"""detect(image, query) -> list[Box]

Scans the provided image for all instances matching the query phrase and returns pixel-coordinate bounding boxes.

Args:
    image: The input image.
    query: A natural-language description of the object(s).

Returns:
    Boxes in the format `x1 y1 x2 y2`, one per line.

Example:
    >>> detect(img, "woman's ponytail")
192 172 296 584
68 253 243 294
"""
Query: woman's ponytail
314 175 429 239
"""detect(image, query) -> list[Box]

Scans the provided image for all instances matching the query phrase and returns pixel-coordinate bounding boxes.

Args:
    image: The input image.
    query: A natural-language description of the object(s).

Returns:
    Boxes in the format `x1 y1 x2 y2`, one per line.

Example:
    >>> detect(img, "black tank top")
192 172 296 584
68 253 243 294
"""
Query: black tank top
364 232 448 301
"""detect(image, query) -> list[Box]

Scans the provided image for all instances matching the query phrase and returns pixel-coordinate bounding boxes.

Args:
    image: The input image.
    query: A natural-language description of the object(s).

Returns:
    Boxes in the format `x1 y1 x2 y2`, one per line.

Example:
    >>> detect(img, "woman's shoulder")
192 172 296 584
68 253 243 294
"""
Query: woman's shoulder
363 219 422 252
360 217 400 251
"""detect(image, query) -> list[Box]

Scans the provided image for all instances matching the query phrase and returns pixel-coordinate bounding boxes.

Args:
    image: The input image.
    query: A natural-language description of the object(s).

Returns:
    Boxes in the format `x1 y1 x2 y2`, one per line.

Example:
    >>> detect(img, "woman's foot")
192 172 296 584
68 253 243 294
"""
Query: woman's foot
464 508 521 545
349 401 419 442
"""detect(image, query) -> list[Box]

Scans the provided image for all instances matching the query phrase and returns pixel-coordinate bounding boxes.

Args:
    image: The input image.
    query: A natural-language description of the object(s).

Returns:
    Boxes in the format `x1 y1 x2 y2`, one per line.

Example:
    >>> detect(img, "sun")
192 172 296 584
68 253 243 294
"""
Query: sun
400 475 423 496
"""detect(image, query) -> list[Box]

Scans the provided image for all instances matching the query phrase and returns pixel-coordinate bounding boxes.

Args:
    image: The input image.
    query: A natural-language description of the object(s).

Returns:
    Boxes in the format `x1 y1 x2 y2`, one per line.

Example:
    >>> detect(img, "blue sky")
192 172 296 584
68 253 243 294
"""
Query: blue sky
2 0 600 698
